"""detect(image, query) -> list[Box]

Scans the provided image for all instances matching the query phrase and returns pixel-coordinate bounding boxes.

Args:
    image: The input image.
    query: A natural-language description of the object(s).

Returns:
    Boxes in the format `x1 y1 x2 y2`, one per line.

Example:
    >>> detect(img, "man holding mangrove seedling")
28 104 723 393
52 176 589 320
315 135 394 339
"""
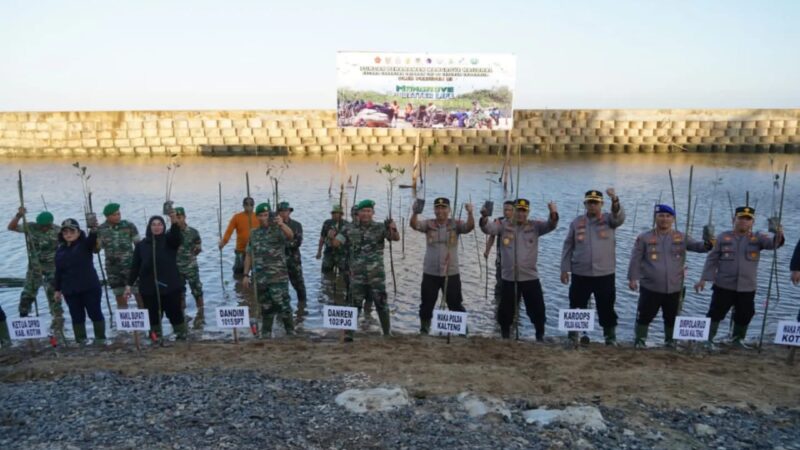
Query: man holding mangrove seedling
97 203 143 310
694 206 784 349
484 200 515 318
317 204 349 305
242 203 296 337
331 199 400 339
410 197 474 335
627 204 712 348
173 207 205 329
7 207 64 338
480 198 558 340
561 189 625 346
219 197 257 277
278 201 307 316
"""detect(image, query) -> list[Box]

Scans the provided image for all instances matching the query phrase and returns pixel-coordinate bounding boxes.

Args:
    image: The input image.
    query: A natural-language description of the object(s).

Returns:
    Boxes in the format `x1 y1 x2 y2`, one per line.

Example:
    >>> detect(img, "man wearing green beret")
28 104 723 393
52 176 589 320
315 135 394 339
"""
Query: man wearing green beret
97 203 143 311
242 202 296 337
7 207 64 338
173 207 205 329
278 201 307 317
317 204 348 305
331 199 400 339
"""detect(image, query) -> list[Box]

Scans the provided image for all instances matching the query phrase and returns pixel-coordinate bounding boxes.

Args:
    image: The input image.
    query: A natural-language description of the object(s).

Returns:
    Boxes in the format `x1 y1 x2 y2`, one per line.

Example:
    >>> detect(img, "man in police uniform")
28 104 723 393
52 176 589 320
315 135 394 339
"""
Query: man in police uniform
694 206 784 348
410 197 474 334
628 204 711 348
481 198 558 339
484 201 515 315
561 188 625 345
791 238 800 321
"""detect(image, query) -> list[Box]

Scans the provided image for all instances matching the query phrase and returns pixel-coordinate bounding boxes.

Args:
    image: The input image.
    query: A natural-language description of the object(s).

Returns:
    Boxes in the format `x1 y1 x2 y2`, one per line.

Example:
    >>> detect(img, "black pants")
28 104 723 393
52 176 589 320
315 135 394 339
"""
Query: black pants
64 287 104 324
636 287 680 328
706 285 755 326
0 305 6 321
569 274 618 328
419 273 466 320
500 279 546 338
233 251 245 275
142 290 185 329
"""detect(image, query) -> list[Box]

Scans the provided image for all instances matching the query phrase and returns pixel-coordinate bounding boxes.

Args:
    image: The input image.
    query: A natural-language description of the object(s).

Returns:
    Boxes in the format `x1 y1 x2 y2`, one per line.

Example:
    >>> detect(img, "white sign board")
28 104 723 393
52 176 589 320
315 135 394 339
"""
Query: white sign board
215 307 250 329
323 305 358 330
774 321 800 346
673 317 711 341
9 318 46 340
558 309 595 332
432 310 468 335
114 309 151 331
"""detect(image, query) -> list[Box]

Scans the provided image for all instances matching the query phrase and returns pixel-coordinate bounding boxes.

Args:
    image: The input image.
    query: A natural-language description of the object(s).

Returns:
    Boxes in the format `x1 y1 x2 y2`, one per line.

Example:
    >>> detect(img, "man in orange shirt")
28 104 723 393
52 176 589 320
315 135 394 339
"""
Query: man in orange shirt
219 197 257 277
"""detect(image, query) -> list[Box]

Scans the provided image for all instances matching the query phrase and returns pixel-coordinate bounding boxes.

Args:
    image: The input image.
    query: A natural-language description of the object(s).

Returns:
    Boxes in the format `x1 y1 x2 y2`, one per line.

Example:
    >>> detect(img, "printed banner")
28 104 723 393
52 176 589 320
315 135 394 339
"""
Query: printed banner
337 52 516 129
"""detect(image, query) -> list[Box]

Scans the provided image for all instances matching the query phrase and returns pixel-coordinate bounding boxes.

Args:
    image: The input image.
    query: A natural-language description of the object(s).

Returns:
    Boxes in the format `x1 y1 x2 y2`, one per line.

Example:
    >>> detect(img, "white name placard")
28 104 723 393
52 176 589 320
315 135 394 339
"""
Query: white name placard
558 309 595 331
673 316 711 341
215 307 250 328
9 318 45 340
114 309 151 331
774 321 800 346
323 305 358 330
432 310 468 335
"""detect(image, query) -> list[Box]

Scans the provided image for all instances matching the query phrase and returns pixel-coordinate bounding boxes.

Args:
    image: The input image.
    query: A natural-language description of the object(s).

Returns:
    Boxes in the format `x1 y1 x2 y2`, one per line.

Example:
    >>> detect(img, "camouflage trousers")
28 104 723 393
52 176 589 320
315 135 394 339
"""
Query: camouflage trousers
179 264 204 300
349 278 387 316
287 253 307 305
320 263 348 306
106 261 137 297
19 268 64 335
256 281 293 335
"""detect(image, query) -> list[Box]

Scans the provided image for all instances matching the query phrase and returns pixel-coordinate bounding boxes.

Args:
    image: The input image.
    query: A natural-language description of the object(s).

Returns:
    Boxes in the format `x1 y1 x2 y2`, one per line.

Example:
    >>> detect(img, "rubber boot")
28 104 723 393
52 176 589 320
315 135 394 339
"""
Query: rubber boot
706 321 720 350
363 300 374 321
664 326 676 348
0 320 11 348
173 322 189 341
420 318 431 335
73 322 88 345
261 315 275 339
92 321 107 346
282 313 295 336
603 326 617 347
193 300 205 330
731 324 751 349
534 325 545 342
634 324 648 349
501 325 511 339
377 309 391 336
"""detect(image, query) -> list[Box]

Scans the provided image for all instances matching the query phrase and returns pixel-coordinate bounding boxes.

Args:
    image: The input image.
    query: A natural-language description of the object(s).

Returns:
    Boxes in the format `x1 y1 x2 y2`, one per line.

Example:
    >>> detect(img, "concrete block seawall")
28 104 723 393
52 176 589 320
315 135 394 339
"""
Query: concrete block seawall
0 109 798 157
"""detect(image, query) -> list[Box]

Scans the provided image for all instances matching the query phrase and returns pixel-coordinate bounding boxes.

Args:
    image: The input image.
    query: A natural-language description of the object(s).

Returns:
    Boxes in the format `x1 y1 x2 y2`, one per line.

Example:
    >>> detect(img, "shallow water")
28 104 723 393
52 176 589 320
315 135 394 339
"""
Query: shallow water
1 153 798 342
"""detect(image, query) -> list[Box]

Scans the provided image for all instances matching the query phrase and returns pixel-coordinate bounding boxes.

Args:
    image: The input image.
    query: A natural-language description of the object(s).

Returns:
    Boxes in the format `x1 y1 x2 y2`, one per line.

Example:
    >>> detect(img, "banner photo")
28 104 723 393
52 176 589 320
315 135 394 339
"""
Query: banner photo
337 52 516 130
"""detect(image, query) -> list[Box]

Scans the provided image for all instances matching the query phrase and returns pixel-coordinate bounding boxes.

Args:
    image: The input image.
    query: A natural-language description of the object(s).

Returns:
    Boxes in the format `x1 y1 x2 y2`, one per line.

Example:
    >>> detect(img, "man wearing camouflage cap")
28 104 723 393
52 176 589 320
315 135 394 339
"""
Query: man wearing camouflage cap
278 201 307 316
695 206 784 349
173 207 205 329
331 199 400 339
242 202 296 337
481 198 558 340
317 204 348 305
561 188 625 346
97 203 143 310
628 204 712 348
7 207 64 338
411 197 475 335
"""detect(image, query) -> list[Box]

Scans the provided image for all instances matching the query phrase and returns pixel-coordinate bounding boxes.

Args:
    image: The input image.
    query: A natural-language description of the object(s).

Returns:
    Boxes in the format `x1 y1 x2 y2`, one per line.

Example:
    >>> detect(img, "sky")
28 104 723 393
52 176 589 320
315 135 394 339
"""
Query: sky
1 0 798 111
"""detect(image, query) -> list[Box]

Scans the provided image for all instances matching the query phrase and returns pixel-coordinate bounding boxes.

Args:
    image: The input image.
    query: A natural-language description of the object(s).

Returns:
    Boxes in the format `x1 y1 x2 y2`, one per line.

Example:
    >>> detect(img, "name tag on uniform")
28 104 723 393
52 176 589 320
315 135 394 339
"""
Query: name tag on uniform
673 316 710 341
558 309 594 331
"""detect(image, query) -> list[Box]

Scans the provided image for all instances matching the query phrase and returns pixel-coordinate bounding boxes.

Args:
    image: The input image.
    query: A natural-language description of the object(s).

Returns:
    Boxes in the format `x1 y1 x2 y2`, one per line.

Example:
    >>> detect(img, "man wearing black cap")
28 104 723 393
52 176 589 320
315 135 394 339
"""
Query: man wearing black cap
410 197 474 334
278 201 307 316
561 188 625 346
480 198 558 340
695 206 784 349
628 204 712 348
484 201 515 316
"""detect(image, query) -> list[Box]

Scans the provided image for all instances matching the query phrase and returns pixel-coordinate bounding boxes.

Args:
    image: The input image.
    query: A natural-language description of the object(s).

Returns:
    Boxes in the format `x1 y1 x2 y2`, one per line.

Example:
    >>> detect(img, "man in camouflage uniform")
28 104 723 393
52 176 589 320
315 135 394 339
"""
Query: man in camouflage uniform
316 204 348 305
628 204 712 348
278 201 307 315
242 203 295 337
331 199 400 339
560 188 625 346
695 206 784 349
7 207 64 337
96 203 143 309
173 207 205 329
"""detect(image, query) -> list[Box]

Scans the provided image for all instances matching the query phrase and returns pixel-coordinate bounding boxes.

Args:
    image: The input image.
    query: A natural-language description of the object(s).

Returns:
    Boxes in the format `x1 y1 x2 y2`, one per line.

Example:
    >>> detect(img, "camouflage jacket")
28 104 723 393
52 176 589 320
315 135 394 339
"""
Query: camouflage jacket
321 218 348 264
97 220 140 267
336 221 389 283
284 219 303 256
16 223 60 270
247 224 288 285
177 225 202 270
